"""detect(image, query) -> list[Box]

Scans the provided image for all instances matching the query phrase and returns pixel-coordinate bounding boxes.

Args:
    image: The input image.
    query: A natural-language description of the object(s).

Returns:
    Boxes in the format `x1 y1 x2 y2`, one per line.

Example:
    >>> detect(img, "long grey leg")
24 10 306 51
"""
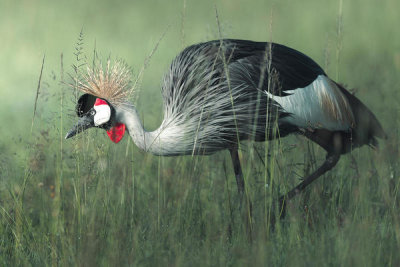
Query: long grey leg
229 149 253 239
229 149 245 194
279 153 340 218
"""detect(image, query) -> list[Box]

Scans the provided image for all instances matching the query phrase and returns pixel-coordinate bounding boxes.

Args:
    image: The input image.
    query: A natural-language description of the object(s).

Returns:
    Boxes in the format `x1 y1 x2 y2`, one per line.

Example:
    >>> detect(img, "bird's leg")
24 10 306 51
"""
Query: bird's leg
278 152 340 218
229 149 253 239
229 149 245 194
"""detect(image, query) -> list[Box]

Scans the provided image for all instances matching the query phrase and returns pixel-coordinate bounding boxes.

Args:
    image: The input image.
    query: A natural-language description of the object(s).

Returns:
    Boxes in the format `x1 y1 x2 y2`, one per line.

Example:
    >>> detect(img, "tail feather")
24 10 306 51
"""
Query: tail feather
334 82 386 147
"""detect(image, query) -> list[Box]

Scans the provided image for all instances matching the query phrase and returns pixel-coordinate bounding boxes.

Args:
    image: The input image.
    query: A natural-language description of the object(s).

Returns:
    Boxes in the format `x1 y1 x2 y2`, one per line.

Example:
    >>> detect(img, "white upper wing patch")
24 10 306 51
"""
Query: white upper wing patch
94 105 111 126
265 75 355 131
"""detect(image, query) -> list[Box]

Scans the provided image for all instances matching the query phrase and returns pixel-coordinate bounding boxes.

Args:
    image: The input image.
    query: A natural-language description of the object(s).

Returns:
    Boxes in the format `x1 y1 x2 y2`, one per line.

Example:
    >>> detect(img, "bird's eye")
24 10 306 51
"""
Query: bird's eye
90 110 96 116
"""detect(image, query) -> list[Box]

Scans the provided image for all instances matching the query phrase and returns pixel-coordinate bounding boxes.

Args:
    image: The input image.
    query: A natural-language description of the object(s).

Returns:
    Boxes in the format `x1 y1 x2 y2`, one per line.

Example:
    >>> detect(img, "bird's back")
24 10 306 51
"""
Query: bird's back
158 39 385 155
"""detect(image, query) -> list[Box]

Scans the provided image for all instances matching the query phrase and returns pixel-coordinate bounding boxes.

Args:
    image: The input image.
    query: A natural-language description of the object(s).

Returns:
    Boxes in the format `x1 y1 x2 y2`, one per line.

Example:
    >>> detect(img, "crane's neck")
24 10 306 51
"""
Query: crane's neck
114 104 170 156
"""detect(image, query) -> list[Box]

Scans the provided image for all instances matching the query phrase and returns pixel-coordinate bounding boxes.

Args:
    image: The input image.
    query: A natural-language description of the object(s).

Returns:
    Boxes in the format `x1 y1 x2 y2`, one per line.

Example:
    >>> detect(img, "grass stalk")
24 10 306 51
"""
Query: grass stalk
335 0 344 81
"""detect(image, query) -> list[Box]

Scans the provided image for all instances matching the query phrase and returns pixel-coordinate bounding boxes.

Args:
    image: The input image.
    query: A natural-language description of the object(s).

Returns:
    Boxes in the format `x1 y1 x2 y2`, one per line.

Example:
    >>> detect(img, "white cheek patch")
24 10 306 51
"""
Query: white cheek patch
93 105 111 126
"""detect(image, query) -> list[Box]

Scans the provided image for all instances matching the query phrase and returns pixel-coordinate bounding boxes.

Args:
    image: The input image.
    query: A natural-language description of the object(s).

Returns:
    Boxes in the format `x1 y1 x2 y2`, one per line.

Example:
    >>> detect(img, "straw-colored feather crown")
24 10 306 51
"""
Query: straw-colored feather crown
73 59 134 106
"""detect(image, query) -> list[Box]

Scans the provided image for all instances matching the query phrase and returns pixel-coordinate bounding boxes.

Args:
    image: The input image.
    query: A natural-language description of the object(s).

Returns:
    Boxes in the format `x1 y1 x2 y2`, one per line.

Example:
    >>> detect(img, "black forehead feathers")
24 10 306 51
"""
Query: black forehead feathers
76 94 96 117
76 94 115 119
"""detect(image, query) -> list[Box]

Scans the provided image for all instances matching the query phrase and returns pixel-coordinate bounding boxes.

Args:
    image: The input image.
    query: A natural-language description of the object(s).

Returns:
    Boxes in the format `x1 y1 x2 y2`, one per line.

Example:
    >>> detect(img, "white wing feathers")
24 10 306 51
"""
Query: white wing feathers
266 75 355 131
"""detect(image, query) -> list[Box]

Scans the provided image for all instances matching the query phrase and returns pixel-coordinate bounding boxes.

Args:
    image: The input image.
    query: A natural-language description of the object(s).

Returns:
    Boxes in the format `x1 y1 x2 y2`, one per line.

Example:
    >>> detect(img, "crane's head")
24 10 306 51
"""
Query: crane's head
65 93 126 143
65 58 133 143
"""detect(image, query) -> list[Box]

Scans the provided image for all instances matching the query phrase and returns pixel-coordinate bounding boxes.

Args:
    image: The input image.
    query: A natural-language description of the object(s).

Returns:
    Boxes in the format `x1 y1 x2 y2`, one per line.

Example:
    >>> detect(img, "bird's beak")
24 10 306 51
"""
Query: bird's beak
65 113 95 139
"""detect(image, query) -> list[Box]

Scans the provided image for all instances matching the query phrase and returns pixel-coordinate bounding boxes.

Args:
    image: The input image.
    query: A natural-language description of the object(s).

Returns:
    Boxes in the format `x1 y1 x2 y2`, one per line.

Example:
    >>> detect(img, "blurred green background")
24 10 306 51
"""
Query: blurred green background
0 0 399 265
1 0 397 137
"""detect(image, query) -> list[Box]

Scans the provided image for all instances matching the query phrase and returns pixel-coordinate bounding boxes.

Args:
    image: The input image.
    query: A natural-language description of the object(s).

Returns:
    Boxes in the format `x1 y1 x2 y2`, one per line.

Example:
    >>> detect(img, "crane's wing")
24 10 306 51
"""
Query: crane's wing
158 39 382 155
215 39 326 95
160 39 329 154
159 39 334 153
220 40 356 131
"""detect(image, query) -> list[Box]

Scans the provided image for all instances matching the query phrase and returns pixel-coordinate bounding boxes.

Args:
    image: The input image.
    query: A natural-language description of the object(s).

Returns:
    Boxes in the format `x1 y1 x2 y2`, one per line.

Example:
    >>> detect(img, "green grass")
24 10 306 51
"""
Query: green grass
1 0 399 265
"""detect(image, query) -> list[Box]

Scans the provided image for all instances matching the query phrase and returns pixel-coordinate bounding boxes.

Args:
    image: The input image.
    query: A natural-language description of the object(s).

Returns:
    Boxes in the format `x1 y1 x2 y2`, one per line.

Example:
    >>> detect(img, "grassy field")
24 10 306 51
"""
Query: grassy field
1 0 399 265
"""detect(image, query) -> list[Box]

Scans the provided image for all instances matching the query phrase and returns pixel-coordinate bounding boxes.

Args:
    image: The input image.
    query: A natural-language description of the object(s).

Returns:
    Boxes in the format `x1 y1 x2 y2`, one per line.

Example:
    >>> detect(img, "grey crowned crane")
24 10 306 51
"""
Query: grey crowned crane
66 39 386 212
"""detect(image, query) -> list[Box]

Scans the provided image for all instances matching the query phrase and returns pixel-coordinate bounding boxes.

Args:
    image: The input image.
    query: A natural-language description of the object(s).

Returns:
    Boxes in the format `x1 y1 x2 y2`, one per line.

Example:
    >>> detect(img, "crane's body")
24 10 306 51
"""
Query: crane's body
66 39 385 214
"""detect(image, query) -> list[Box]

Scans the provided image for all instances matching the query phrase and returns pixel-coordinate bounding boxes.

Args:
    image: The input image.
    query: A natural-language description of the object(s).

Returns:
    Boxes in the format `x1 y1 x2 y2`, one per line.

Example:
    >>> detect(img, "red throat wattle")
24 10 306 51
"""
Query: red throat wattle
93 98 125 143
107 123 126 143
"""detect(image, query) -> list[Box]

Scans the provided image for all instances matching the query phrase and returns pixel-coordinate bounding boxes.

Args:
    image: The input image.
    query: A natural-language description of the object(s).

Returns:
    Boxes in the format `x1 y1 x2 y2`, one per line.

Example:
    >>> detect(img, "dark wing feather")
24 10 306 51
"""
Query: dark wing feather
166 39 326 98
217 39 326 94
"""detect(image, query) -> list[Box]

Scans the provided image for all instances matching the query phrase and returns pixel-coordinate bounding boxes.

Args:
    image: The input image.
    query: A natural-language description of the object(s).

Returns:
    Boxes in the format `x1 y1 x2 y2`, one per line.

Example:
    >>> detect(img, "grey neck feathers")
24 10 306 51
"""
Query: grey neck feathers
114 104 173 156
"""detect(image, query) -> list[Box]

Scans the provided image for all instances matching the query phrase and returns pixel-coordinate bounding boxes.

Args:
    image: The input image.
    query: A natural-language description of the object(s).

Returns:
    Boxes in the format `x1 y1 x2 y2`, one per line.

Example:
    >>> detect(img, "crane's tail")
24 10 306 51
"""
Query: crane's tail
334 82 387 149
